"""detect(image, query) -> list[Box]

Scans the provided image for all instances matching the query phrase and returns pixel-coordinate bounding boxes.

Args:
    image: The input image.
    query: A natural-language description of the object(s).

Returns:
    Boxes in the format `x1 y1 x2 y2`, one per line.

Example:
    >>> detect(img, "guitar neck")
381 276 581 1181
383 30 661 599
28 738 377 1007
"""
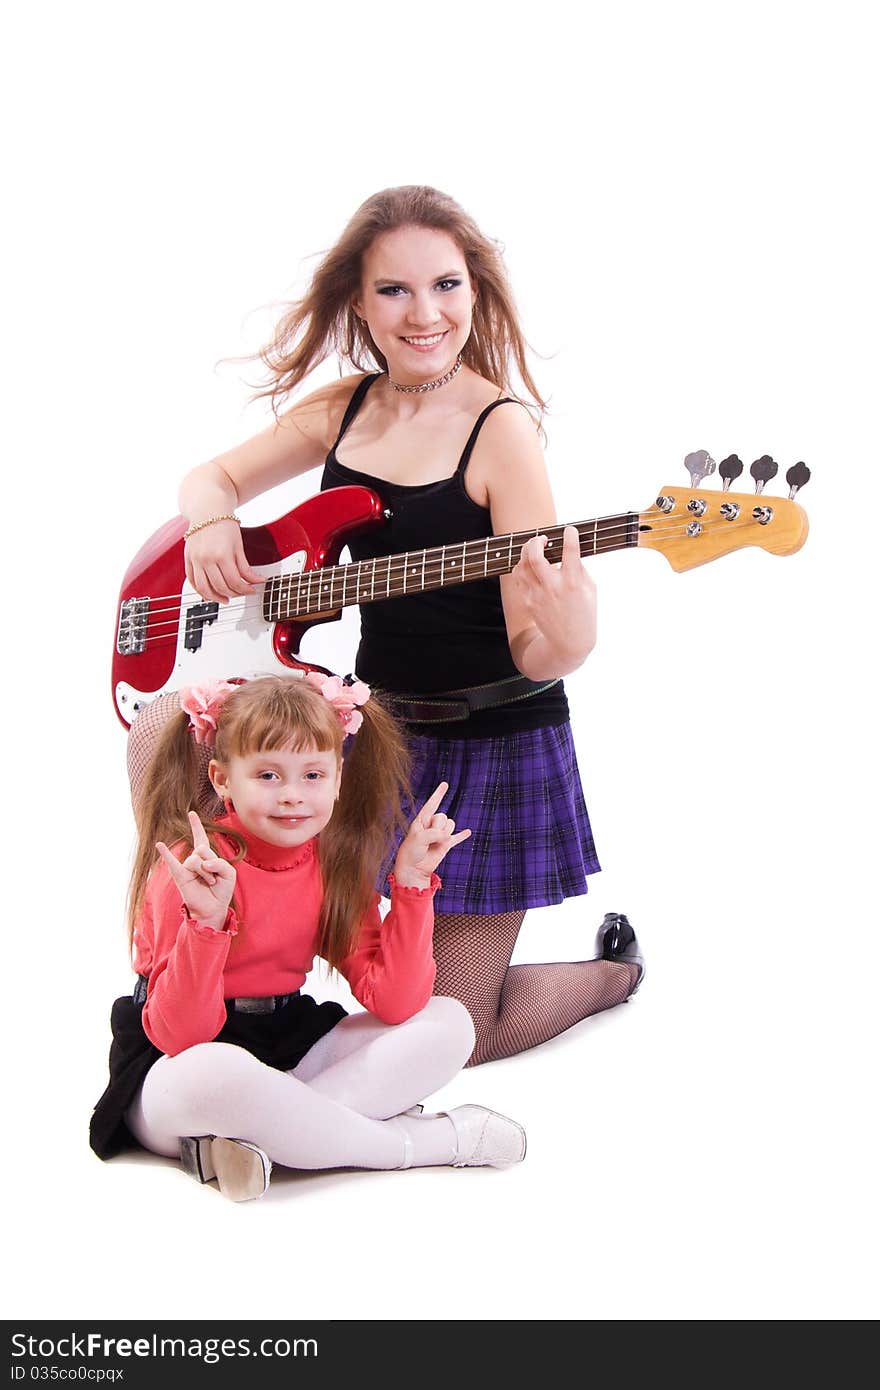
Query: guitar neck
264 513 639 621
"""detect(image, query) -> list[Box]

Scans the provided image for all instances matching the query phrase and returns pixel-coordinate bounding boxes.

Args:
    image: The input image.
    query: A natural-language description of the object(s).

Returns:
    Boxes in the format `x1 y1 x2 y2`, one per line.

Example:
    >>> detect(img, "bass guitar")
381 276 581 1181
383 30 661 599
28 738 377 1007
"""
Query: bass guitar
112 450 810 726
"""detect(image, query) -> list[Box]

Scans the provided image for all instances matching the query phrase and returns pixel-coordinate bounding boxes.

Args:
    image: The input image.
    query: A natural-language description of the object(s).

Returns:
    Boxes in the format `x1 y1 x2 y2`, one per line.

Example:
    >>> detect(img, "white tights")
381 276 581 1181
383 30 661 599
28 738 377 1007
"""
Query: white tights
126 996 474 1171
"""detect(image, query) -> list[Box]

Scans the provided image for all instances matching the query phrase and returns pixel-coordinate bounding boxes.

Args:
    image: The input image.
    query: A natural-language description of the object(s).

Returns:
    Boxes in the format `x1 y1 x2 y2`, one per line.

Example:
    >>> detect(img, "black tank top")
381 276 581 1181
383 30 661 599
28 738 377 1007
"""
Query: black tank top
321 373 569 737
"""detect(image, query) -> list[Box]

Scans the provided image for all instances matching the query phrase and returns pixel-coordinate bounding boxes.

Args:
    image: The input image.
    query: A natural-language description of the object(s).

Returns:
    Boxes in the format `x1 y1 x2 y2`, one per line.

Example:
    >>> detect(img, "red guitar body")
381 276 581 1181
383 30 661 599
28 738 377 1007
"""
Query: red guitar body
112 486 386 727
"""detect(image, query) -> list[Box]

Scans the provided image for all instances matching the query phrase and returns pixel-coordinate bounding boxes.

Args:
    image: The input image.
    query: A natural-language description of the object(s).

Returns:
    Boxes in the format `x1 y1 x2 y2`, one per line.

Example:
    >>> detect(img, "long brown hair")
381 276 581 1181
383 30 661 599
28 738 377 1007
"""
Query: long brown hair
127 676 411 971
253 185 546 414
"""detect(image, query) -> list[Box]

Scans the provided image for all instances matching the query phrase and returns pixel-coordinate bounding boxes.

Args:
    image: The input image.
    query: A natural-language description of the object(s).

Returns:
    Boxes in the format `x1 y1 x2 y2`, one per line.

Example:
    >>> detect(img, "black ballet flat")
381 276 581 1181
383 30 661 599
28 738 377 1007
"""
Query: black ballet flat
594 912 645 997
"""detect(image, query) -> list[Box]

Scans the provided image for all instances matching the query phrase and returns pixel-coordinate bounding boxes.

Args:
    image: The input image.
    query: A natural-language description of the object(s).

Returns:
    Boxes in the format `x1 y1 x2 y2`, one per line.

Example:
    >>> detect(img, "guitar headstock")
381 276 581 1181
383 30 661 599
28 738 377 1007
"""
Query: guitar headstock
638 452 810 572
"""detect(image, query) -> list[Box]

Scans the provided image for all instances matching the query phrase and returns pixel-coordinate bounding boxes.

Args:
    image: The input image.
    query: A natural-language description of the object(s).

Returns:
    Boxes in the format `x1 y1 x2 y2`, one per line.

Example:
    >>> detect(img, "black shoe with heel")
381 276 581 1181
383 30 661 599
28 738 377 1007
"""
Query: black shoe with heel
595 912 645 997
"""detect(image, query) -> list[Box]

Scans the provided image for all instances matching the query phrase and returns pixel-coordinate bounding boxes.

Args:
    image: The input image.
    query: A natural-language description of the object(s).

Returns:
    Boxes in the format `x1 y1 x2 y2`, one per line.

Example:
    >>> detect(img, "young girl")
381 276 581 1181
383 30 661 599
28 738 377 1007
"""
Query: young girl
92 673 526 1200
128 184 643 1069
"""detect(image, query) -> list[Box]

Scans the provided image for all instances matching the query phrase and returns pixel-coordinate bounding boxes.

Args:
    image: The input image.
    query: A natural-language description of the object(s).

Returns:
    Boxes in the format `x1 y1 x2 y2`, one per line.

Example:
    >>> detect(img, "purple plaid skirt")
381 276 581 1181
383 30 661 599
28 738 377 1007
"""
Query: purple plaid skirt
383 721 601 914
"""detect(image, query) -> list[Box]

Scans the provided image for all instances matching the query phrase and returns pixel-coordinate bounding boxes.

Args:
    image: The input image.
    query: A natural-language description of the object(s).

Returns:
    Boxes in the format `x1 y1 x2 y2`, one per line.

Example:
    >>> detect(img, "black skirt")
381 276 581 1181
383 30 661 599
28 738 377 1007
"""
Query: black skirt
89 990 348 1160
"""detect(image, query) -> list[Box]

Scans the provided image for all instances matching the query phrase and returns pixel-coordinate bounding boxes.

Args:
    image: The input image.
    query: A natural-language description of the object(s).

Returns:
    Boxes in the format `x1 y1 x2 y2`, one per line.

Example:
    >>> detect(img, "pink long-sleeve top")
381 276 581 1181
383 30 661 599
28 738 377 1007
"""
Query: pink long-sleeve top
133 812 438 1056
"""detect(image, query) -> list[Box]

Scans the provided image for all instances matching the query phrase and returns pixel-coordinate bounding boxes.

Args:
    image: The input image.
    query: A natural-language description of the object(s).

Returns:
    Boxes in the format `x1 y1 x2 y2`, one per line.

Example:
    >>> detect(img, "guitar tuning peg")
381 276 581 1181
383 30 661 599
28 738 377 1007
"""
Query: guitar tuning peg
786 461 811 499
684 450 716 488
750 455 778 494
718 454 744 491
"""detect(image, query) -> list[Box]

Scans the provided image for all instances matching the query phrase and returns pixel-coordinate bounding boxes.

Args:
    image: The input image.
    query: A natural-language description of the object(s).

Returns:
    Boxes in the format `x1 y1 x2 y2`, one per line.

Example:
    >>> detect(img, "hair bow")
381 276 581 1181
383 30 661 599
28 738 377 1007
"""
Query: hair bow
179 680 239 748
304 672 371 734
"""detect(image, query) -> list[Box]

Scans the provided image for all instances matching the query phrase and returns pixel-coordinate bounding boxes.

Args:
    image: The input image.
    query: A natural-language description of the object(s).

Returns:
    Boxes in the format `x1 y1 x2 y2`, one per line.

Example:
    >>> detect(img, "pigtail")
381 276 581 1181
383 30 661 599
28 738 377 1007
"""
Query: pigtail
316 691 411 970
126 711 244 949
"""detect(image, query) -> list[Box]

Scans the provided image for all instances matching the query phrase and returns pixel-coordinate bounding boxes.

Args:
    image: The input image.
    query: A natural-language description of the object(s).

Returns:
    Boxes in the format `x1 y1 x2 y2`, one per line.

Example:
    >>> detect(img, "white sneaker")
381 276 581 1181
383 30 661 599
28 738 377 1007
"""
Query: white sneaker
179 1136 272 1201
443 1105 527 1168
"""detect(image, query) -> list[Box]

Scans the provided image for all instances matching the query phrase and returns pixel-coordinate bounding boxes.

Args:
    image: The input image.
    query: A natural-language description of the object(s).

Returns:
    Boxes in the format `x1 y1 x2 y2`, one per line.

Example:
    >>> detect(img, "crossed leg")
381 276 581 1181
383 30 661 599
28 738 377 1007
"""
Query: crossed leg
126 997 473 1170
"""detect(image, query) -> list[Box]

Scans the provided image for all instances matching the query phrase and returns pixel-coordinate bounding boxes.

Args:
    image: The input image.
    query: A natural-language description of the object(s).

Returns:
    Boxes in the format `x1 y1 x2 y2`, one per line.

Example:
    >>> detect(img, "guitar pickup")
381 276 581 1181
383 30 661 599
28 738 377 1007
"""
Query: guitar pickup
117 597 150 655
184 601 220 652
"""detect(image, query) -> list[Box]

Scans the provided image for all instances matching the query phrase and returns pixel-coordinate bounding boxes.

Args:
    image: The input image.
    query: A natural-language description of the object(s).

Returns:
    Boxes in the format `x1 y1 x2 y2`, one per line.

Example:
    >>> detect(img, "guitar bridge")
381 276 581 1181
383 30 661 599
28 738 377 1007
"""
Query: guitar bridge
117 597 150 655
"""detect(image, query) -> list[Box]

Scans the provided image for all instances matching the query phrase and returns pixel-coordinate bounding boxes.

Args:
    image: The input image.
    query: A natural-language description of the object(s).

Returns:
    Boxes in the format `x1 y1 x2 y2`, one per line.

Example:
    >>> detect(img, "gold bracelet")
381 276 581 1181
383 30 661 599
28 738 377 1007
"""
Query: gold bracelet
183 514 241 541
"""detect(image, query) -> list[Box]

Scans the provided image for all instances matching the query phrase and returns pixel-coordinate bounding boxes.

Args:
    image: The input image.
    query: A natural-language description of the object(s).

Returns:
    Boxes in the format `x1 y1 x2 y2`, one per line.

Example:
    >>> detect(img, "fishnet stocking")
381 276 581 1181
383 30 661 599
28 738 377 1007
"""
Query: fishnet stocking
127 692 222 819
433 912 639 1066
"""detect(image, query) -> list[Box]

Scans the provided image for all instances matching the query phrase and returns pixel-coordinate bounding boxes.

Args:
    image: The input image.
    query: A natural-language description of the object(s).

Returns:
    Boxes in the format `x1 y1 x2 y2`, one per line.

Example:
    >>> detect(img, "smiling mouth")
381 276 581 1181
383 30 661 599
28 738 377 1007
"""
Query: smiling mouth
401 332 448 347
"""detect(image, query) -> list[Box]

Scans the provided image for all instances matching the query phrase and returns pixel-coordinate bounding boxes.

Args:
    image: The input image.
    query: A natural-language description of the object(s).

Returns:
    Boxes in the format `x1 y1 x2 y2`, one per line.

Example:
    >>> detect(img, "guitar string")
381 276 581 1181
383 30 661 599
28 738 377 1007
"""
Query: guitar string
123 513 766 652
122 509 727 618
126 513 764 643
118 509 666 610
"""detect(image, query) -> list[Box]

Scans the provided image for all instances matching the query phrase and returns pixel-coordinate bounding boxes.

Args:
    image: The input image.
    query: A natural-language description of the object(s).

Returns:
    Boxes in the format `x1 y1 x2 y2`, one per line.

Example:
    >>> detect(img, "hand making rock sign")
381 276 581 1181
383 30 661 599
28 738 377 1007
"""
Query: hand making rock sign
156 811 236 932
392 781 471 891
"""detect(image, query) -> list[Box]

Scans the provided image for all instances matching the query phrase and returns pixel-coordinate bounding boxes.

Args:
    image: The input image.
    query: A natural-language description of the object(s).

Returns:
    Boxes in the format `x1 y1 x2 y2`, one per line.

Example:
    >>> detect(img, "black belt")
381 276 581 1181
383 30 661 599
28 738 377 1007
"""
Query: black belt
389 674 561 724
133 975 298 1014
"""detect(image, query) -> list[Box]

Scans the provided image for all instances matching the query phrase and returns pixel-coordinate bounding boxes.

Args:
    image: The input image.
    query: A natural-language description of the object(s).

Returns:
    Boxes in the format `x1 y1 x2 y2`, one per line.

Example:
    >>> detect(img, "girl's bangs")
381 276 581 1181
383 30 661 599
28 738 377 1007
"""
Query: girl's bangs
221 682 343 760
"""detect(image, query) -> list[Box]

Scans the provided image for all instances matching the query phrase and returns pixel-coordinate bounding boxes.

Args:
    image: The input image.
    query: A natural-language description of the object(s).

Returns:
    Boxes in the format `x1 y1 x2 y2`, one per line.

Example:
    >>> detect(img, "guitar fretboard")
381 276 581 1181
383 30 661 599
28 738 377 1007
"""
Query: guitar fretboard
262 514 639 622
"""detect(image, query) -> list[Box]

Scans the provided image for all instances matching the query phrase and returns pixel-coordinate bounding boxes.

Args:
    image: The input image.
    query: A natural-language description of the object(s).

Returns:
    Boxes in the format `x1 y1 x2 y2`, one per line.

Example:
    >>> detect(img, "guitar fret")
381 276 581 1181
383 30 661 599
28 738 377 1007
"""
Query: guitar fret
270 514 638 620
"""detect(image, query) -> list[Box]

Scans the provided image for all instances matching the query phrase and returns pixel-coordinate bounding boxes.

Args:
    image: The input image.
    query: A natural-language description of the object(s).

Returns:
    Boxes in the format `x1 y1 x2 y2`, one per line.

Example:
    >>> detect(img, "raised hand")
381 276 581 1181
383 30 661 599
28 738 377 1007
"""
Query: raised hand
393 782 471 891
156 811 237 931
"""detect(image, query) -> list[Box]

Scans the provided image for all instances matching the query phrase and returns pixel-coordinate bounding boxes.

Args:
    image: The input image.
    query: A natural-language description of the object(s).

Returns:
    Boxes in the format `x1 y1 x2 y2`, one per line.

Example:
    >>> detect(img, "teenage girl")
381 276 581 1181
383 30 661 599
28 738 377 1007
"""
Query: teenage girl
92 674 526 1200
128 184 643 1069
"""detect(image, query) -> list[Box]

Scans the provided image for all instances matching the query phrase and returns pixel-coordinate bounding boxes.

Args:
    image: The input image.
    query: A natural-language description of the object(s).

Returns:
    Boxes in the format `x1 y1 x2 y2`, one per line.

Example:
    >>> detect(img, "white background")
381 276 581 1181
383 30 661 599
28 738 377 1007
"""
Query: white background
5 0 877 1322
